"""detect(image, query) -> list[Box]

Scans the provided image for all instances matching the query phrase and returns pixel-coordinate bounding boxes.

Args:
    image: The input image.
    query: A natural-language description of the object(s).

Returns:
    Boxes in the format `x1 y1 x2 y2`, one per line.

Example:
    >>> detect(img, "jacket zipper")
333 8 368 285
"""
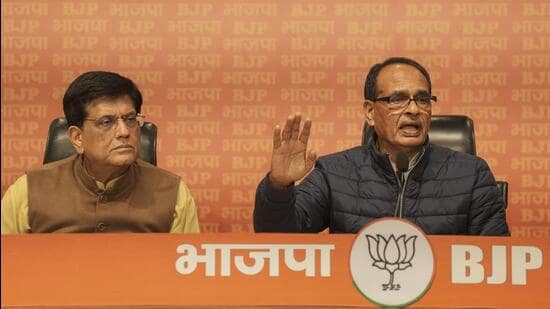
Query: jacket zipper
389 152 423 218
397 176 409 217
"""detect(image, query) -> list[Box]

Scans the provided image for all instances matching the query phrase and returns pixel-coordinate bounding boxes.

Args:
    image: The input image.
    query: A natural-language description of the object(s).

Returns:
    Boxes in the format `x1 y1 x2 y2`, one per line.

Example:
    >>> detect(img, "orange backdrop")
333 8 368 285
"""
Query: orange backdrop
2 0 549 235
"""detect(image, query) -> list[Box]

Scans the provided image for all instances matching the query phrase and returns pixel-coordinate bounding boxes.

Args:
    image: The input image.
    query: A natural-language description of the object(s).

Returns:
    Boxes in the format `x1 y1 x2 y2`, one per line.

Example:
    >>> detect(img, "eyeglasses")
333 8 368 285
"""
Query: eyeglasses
84 113 145 131
372 94 437 111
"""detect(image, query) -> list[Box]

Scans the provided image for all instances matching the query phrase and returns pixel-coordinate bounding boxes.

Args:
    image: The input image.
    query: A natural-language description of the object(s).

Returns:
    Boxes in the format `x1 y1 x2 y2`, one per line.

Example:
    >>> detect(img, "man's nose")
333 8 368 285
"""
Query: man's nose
404 98 421 114
114 118 130 137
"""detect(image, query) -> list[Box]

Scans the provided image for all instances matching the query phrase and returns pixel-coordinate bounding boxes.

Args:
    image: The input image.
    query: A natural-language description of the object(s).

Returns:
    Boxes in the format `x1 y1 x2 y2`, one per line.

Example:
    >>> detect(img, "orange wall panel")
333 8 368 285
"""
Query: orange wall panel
2 1 549 235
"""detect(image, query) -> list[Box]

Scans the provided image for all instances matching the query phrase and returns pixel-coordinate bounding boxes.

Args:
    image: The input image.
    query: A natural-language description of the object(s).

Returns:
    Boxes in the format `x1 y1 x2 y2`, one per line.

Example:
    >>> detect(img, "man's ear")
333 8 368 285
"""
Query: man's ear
68 126 84 154
363 100 375 127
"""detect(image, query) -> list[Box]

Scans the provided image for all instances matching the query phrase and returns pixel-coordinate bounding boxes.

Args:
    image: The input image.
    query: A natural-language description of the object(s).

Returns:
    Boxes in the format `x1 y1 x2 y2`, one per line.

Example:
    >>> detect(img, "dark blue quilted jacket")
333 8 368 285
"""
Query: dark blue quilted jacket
254 142 509 235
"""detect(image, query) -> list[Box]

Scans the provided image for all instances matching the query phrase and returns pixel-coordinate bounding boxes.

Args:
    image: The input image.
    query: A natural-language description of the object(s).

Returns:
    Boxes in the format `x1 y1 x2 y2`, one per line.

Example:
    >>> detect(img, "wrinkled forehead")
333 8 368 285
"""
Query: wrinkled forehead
376 63 430 96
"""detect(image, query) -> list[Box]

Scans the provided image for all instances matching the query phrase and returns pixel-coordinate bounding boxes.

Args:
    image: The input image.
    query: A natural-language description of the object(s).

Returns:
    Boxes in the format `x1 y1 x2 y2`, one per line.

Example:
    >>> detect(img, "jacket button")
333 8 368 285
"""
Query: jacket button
97 222 108 231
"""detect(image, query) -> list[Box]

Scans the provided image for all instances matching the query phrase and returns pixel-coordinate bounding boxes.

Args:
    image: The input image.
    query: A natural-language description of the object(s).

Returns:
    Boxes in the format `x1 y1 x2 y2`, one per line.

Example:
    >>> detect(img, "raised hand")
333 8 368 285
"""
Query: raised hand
269 113 317 188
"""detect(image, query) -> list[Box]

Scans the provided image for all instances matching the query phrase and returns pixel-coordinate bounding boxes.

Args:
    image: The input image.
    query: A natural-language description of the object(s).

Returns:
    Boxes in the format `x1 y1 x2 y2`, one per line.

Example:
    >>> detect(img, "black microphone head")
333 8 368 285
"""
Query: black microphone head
395 151 409 172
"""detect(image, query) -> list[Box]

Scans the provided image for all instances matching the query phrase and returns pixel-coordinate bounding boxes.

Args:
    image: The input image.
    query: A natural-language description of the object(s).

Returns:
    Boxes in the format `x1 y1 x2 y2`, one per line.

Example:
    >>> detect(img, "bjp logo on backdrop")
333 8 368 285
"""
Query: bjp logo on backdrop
350 218 435 307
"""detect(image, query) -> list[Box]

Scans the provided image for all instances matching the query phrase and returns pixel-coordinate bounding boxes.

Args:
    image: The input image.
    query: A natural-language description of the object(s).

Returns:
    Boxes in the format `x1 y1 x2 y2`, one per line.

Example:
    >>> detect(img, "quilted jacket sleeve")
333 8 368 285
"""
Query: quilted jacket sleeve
253 165 331 233
469 158 510 236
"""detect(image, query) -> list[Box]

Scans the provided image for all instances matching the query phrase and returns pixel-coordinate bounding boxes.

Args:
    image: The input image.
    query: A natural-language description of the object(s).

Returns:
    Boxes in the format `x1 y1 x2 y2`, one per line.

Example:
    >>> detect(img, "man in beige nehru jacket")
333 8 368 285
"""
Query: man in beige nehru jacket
2 71 199 234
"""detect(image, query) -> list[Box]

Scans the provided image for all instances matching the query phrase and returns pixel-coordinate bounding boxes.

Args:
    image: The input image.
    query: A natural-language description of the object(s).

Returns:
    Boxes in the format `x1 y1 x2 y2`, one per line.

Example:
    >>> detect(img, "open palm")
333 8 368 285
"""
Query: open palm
269 114 317 188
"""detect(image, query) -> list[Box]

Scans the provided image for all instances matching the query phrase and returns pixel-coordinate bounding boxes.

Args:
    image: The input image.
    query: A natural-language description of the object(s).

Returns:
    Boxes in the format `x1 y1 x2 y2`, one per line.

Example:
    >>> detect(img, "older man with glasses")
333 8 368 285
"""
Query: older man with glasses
2 71 200 234
254 57 509 235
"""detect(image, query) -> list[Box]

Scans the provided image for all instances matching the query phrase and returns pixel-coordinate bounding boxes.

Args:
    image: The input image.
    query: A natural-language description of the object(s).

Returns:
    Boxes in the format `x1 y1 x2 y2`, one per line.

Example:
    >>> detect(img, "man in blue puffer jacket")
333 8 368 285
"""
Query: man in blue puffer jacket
254 57 509 235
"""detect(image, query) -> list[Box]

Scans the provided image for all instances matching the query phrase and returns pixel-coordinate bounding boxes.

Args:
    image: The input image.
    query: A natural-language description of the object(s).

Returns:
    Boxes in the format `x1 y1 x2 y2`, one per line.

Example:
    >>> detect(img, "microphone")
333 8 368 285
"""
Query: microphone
394 151 409 217
395 151 409 174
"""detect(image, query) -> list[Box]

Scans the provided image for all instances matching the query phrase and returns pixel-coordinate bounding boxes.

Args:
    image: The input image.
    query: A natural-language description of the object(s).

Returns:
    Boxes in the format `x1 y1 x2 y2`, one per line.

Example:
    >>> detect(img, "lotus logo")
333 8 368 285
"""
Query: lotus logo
350 218 434 307
366 234 417 291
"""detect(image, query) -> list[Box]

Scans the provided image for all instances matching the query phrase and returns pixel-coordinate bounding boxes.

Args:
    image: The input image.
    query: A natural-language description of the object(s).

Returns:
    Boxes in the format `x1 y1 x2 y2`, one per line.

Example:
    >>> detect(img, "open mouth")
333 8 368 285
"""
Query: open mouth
398 122 422 136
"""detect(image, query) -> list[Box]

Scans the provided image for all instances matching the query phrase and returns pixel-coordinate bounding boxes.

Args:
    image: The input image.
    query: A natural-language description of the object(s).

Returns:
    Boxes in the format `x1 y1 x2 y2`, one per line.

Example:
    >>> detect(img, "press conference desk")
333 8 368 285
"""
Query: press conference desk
2 233 549 308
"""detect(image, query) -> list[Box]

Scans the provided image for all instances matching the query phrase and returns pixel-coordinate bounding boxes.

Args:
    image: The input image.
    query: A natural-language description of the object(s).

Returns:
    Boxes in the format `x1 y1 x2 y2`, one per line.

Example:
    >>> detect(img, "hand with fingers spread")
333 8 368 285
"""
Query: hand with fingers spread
269 113 317 189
